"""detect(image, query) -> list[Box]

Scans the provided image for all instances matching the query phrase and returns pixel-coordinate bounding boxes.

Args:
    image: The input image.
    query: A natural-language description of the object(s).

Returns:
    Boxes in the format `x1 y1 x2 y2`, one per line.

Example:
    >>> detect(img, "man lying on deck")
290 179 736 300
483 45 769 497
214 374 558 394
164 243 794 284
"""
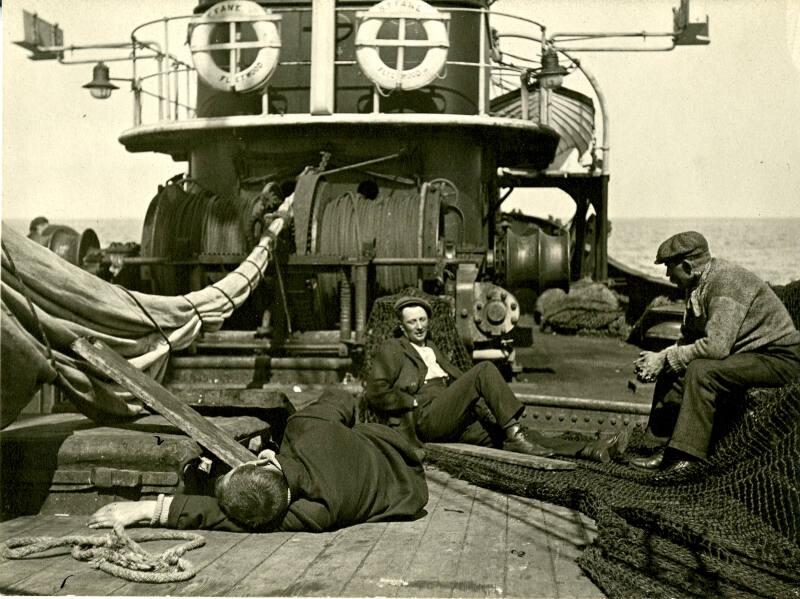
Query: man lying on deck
88 389 428 532
365 296 622 463
632 231 800 473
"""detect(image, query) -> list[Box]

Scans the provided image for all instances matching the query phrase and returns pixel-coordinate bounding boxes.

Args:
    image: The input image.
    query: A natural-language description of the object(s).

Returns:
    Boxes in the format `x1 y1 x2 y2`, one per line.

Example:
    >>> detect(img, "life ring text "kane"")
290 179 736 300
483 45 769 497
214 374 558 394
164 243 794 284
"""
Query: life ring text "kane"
356 0 449 91
190 1 281 93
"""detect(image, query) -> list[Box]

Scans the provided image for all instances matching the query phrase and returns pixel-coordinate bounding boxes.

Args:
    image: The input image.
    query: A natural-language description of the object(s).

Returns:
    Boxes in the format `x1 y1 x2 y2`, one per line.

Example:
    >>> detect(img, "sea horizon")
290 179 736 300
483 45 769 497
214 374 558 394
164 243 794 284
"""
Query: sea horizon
4 216 798 285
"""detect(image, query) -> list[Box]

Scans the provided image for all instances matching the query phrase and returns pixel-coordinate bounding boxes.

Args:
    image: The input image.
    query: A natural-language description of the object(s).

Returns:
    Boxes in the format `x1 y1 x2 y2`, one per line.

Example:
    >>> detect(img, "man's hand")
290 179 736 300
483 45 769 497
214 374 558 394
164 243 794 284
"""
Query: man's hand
634 350 666 383
88 501 154 529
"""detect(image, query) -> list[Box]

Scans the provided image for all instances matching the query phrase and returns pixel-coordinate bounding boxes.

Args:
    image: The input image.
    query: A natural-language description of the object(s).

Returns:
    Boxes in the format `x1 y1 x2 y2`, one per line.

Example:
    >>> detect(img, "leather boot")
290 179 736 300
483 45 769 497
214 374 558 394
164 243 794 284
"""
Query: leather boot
579 432 624 464
629 448 666 470
502 428 555 457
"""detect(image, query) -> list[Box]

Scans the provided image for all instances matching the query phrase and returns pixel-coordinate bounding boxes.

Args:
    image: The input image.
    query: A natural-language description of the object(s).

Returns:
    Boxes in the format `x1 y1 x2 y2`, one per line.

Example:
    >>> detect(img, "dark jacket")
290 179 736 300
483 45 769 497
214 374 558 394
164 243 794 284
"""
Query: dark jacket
167 389 428 532
365 337 463 413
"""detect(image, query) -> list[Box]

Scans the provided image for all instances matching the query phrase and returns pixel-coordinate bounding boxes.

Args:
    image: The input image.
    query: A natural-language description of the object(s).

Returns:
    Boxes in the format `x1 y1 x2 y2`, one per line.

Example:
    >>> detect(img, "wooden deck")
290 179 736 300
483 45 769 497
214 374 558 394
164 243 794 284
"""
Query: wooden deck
0 468 604 598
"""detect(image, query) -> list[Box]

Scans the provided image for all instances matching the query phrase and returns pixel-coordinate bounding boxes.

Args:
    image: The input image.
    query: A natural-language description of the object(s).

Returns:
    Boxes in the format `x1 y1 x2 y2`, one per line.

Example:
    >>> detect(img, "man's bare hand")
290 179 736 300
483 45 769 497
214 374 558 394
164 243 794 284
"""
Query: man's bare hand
634 351 666 383
88 501 154 529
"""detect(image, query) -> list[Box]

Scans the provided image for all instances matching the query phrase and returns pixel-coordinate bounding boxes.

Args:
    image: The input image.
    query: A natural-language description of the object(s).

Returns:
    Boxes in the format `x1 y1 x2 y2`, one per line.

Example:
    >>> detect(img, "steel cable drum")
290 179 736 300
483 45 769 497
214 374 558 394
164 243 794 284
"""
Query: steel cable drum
201 195 251 259
316 192 425 315
141 184 216 295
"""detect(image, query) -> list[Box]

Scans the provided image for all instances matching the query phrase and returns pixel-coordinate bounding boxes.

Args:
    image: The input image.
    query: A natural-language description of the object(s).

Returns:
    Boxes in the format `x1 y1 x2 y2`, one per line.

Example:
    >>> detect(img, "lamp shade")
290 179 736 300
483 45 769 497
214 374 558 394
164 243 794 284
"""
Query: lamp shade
82 62 119 99
536 50 568 90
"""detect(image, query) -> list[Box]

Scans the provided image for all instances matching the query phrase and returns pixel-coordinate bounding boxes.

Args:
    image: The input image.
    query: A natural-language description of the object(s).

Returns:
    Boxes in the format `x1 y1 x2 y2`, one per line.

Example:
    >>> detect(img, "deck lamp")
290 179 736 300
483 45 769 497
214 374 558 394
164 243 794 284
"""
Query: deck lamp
535 49 568 90
82 62 119 99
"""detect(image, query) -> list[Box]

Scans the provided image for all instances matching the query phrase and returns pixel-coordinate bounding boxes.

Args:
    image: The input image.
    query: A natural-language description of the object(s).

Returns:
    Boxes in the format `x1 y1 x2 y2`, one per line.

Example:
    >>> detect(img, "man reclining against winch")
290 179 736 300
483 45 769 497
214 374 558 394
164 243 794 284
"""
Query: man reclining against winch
88 388 428 532
365 296 622 463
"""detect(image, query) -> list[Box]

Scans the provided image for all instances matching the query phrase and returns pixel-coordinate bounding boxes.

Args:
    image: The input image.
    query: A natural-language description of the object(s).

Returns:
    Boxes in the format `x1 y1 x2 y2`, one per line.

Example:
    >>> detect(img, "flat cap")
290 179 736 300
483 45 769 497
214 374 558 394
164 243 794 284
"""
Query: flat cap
654 231 710 264
393 296 432 318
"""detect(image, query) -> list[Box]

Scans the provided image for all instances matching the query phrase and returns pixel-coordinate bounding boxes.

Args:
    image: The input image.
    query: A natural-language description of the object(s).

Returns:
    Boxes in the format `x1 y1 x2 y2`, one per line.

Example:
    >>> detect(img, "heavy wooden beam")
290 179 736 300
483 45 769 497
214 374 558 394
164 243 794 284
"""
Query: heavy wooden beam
72 337 255 468
428 443 577 470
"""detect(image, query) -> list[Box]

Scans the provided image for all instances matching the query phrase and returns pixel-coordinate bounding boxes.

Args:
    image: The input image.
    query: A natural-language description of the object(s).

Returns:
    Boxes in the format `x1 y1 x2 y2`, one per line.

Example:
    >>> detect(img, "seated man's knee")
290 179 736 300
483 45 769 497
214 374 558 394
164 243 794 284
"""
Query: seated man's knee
685 359 722 386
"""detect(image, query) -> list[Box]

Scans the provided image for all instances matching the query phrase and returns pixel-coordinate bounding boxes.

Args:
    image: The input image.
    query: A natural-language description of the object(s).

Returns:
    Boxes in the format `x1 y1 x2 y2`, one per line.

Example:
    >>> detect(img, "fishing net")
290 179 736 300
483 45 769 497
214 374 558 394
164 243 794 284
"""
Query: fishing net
424 284 800 599
426 380 800 598
535 279 629 337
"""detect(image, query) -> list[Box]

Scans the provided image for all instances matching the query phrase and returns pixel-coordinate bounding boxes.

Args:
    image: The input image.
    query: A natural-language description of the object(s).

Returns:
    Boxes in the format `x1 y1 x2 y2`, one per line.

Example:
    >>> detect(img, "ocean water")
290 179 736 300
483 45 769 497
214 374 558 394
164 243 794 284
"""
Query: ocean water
4 217 799 285
608 218 800 285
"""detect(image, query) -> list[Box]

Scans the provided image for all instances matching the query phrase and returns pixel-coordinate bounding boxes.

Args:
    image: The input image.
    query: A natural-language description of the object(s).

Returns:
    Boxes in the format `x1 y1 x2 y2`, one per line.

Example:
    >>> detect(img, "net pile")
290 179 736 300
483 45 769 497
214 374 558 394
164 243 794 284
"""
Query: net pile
535 279 629 337
426 381 800 598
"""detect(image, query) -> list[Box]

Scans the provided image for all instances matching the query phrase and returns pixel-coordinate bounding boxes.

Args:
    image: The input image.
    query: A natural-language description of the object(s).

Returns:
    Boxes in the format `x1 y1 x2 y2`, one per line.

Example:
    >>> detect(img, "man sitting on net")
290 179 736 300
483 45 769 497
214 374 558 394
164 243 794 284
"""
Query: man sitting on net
632 231 800 473
366 296 621 462
88 388 428 532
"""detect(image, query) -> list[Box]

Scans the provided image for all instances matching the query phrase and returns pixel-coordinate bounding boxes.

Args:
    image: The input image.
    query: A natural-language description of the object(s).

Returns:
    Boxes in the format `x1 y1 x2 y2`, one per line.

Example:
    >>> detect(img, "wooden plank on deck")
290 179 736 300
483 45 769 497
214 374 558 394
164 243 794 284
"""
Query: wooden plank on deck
541 502 604 599
450 484 508 598
504 495 559 599
172 531 295 596
341 467 449 597
396 474 477 597
72 337 255 468
287 523 388 597
429 442 577 470
228 531 333 596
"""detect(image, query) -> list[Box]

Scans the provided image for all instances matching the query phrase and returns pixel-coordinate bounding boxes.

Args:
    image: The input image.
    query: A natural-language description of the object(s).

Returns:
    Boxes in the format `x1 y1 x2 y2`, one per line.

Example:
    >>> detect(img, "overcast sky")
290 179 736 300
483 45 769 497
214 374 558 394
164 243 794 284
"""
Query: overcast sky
3 0 800 222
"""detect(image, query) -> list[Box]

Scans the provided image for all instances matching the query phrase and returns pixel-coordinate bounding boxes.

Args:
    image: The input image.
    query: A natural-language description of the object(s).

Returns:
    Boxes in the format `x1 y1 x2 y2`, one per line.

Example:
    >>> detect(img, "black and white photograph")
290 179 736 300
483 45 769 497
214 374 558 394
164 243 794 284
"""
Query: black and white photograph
2 0 800 597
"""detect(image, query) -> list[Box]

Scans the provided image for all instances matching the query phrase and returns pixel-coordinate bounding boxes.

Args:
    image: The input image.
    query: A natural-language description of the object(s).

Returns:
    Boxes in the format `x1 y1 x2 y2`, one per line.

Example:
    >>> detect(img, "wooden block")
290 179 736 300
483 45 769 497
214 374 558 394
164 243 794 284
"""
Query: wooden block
71 338 255 468
428 442 577 470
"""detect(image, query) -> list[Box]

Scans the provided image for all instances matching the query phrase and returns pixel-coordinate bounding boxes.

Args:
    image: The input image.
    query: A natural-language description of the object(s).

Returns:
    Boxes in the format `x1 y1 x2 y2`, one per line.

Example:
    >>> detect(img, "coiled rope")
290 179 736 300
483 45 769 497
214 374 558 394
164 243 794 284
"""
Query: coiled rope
0 524 205 583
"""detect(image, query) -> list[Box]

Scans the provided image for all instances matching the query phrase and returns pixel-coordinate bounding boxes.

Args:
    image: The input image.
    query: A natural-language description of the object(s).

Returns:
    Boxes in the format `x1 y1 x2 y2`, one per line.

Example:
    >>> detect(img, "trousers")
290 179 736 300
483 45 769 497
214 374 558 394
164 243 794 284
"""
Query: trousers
647 343 800 459
412 361 588 456
414 362 520 443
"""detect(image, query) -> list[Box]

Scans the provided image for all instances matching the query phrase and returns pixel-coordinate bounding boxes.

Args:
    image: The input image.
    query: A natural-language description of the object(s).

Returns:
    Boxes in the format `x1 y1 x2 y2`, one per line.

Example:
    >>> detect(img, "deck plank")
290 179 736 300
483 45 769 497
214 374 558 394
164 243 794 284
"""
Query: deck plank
504 495 559 599
341 467 449 597
287 522 388 597
229 530 333 596
540 502 604 599
450 484 508 598
0 516 108 596
0 514 67 542
396 471 477 598
173 531 295 596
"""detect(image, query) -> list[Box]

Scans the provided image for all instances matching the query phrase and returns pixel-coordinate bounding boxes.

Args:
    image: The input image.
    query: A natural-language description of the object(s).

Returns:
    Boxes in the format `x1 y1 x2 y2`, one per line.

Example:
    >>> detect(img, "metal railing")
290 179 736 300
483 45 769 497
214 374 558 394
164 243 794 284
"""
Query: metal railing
119 6 604 167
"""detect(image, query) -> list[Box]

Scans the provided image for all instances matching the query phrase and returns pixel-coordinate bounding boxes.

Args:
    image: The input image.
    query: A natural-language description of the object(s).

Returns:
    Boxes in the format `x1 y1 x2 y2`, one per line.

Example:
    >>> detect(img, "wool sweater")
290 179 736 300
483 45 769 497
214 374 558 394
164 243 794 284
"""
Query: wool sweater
665 258 800 373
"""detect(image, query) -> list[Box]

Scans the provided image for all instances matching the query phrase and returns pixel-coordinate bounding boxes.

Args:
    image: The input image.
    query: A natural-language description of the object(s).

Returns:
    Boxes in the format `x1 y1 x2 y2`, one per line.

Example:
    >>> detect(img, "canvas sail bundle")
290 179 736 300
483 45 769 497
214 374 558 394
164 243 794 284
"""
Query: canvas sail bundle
0 196 292 428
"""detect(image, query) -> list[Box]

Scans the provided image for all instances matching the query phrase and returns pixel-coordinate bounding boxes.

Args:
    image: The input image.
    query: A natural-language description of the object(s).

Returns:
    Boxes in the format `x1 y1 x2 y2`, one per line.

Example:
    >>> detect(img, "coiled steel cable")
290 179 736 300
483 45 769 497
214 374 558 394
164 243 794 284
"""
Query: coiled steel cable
317 192 423 297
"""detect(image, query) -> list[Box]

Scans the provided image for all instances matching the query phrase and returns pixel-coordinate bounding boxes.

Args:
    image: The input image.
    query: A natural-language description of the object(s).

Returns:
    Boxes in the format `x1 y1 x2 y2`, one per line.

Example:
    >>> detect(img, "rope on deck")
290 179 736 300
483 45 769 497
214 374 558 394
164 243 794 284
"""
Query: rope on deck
0 524 205 583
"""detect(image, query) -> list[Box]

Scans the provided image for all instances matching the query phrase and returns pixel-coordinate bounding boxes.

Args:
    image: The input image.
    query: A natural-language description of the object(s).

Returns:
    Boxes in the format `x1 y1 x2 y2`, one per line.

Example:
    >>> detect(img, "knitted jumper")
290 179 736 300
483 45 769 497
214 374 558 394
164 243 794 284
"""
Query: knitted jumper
665 258 800 373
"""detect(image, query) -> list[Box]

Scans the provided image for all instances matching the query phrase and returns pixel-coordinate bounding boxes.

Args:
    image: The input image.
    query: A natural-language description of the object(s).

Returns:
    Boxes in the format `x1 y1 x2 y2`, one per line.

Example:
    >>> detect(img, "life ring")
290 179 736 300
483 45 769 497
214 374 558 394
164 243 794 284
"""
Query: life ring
190 1 281 93
355 0 449 91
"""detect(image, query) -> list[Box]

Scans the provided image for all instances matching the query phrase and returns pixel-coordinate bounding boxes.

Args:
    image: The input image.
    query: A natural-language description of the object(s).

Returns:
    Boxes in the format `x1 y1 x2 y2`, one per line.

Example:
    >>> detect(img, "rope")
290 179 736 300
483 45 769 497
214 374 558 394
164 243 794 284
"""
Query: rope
115 285 173 353
0 524 205 584
211 284 237 314
182 295 206 328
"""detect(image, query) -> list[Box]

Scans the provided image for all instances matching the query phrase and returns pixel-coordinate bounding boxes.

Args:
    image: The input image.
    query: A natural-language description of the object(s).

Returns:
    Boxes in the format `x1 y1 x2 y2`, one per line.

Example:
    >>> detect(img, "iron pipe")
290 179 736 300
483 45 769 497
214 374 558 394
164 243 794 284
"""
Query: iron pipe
514 392 651 415
170 356 351 369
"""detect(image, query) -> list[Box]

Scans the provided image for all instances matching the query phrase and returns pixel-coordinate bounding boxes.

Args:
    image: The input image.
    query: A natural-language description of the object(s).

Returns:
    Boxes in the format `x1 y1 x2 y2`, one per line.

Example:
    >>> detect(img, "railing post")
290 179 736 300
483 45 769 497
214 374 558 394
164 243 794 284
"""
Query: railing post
310 0 335 115
478 10 486 115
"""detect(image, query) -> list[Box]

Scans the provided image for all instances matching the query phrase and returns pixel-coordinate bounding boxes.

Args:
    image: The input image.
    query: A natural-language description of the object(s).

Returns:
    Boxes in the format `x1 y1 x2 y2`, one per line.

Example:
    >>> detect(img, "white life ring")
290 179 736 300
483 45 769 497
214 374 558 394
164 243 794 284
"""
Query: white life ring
190 1 281 93
356 0 449 91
